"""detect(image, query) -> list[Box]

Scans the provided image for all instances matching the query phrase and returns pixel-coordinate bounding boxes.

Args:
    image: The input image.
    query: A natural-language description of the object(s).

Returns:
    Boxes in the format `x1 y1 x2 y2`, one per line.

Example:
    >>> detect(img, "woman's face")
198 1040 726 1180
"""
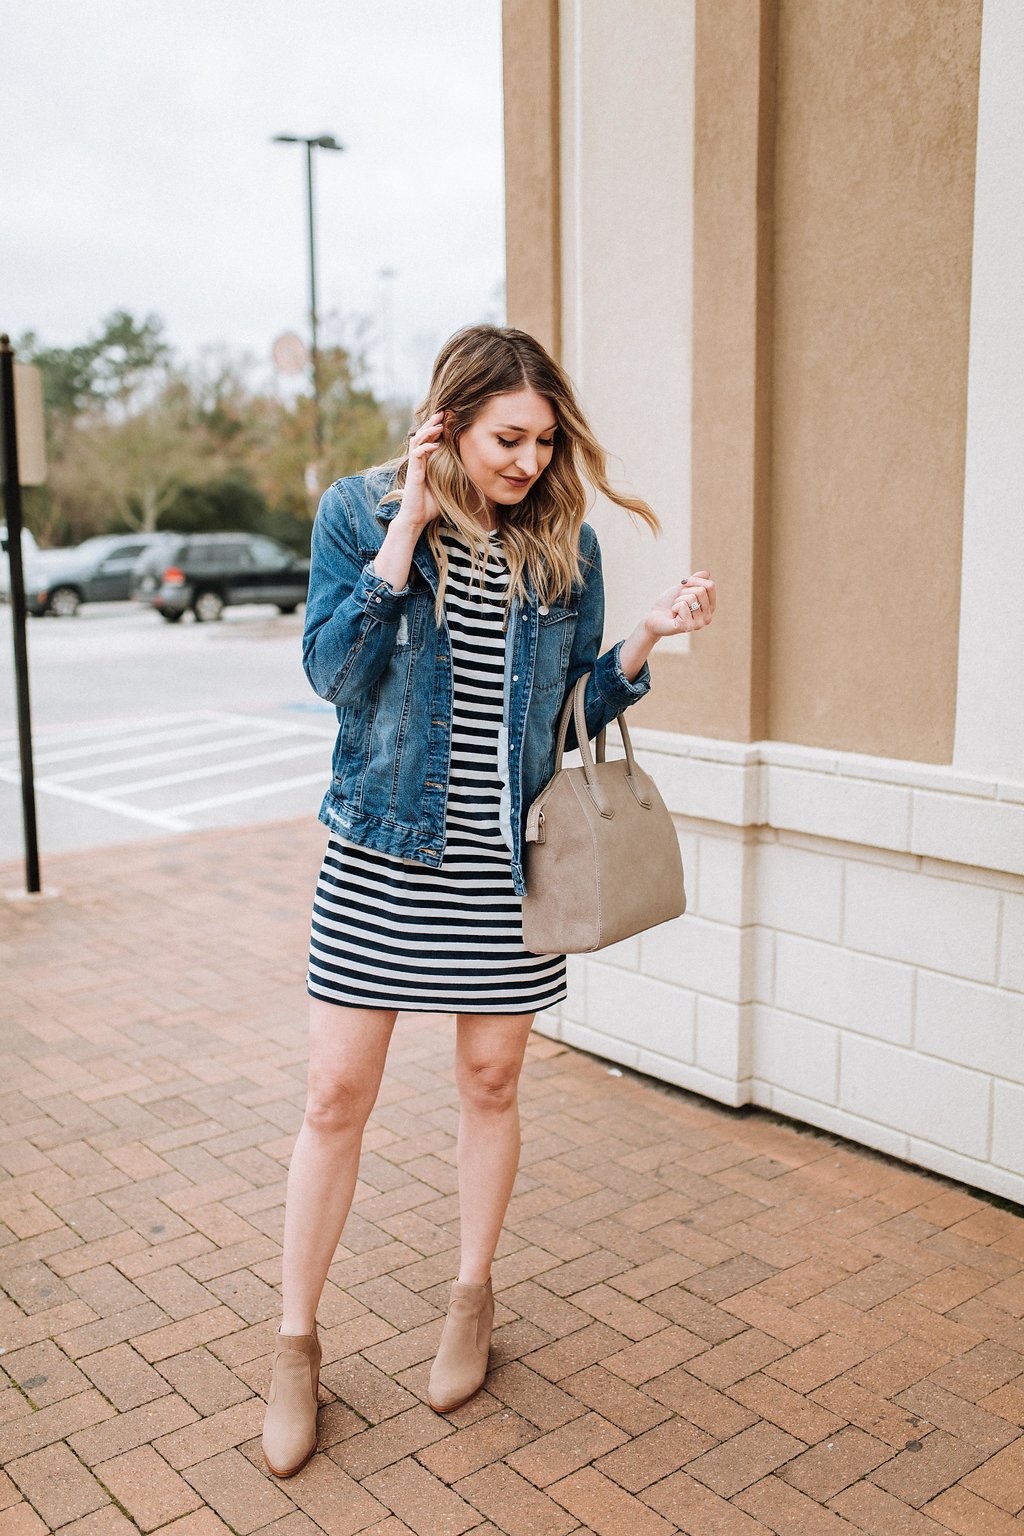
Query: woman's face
448 388 558 514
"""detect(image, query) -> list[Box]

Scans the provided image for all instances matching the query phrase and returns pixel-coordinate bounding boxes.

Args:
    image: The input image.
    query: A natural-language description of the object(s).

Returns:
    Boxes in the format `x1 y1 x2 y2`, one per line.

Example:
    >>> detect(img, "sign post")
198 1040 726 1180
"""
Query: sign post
0 336 45 894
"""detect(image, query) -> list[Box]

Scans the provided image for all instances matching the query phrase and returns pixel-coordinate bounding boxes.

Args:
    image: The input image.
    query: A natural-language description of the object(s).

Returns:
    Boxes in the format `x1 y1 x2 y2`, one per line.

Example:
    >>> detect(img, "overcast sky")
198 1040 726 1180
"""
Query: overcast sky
2 1 505 403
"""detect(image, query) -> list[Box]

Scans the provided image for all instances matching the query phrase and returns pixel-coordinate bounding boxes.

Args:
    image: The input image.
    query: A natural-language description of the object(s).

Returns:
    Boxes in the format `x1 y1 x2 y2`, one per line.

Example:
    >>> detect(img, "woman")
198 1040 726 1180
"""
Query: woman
261 324 715 1478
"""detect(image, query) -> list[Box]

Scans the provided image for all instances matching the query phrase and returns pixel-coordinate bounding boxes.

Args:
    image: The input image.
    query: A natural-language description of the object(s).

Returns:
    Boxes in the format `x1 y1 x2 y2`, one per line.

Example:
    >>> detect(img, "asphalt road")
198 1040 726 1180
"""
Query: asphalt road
0 600 338 869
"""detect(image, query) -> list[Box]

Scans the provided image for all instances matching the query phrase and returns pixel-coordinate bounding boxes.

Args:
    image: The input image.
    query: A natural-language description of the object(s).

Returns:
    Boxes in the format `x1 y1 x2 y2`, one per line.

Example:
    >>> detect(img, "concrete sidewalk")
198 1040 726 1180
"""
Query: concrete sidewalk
2 820 1023 1536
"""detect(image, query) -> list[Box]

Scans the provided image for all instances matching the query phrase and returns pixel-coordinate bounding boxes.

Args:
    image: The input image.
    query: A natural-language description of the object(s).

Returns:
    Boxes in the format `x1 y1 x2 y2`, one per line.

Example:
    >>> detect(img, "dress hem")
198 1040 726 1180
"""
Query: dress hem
306 983 567 1015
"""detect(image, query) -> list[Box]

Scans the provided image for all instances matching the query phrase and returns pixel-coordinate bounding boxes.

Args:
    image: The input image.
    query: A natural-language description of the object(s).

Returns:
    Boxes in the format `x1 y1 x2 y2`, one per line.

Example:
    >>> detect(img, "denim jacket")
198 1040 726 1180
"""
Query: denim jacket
301 466 652 896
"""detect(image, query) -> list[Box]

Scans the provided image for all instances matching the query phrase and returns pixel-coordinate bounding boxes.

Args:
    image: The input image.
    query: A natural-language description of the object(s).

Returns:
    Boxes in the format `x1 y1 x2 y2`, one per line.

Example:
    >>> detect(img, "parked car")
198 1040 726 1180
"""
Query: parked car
23 533 174 617
0 523 40 601
131 532 309 622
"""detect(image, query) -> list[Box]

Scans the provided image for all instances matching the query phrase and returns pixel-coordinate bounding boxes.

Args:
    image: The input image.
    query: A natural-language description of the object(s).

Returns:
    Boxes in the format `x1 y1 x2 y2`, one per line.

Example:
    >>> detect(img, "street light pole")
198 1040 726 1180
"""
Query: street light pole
305 141 320 461
272 132 345 484
0 336 41 894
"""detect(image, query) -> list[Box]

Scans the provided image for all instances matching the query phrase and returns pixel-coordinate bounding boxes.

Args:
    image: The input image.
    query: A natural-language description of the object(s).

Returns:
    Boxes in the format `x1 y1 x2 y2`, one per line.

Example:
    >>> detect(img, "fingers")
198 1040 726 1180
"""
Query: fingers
671 605 704 629
405 411 444 471
668 571 716 630
407 410 444 447
677 573 716 617
671 605 709 631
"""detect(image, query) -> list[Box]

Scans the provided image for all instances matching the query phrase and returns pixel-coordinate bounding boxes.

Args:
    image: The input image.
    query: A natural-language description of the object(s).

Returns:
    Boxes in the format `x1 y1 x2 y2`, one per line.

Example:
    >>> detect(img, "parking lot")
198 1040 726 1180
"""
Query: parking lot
0 600 336 864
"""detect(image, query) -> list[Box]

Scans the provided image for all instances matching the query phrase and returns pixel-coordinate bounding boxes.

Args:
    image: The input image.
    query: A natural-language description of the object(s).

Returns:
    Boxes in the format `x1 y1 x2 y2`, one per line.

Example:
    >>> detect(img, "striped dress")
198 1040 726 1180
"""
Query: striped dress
306 524 568 1014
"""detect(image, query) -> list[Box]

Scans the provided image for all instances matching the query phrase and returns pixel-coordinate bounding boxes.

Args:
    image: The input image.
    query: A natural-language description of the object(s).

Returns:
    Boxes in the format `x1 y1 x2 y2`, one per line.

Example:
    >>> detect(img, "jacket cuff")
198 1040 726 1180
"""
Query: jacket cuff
604 638 652 703
354 559 412 620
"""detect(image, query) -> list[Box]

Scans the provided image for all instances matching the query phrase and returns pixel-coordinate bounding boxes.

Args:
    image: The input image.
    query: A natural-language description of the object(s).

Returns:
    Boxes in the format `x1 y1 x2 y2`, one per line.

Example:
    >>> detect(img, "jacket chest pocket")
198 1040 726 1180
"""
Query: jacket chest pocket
533 604 577 693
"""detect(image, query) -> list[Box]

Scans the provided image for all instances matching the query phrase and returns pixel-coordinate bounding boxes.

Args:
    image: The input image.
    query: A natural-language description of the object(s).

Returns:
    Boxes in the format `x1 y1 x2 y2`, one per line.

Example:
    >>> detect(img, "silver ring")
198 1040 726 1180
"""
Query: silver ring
688 600 700 613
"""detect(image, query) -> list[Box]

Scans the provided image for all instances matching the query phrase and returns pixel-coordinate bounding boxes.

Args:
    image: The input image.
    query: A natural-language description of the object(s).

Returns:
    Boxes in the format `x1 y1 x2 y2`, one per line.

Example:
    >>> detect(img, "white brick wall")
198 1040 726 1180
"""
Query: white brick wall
751 1004 840 1104
753 843 843 944
1002 893 1024 991
915 972 1024 1081
843 861 1001 982
773 933 915 1045
767 765 912 850
992 1081 1024 1179
912 790 1024 875
535 732 1024 1205
838 1033 992 1161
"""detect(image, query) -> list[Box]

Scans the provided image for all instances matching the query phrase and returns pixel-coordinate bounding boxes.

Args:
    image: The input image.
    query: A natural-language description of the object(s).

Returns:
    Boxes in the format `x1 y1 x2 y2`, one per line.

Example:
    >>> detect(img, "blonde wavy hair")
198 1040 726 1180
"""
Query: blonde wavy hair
370 324 660 625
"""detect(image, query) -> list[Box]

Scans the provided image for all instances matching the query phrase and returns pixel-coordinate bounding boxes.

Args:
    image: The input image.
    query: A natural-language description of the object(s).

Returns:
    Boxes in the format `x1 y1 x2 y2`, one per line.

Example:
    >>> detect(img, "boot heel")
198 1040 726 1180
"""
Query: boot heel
427 1277 494 1413
262 1324 321 1477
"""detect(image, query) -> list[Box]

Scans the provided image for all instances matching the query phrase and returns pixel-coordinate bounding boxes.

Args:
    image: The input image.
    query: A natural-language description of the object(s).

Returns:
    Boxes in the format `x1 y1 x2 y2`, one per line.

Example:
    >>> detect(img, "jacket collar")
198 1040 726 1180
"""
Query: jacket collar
370 464 403 528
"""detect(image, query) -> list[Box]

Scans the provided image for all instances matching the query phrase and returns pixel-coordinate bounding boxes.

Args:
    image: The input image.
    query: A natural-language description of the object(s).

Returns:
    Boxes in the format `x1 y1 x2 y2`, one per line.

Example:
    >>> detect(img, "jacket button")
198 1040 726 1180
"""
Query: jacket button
374 596 382 603
513 674 519 681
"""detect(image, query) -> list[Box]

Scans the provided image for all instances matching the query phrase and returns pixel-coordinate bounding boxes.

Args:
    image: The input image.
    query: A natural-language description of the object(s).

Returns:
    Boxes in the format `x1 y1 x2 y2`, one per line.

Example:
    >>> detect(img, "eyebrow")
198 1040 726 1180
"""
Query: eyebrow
496 423 559 433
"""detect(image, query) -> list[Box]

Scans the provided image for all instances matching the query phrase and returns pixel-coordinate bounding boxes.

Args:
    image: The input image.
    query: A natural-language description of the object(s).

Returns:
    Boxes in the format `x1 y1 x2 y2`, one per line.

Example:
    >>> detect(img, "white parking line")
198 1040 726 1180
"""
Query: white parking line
0 771 191 831
106 742 326 798
0 711 201 750
173 772 328 817
0 708 333 834
0 718 255 769
201 707 335 734
49 726 298 783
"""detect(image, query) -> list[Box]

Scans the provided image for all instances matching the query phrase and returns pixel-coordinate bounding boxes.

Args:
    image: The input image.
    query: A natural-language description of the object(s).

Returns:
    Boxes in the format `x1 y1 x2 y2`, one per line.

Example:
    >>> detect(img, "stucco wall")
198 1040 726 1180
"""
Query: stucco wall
501 0 561 358
503 0 1024 1203
768 0 982 761
556 0 694 658
954 0 1024 782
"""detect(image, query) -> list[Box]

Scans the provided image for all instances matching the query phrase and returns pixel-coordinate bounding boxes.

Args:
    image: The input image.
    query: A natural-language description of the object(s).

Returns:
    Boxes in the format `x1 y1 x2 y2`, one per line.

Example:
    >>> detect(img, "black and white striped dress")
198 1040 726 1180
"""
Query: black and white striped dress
306 525 568 1014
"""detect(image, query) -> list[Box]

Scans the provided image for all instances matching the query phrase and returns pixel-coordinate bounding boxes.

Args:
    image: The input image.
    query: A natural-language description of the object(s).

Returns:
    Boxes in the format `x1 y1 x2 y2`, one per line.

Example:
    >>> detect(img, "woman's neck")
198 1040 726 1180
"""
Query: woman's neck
472 496 499 534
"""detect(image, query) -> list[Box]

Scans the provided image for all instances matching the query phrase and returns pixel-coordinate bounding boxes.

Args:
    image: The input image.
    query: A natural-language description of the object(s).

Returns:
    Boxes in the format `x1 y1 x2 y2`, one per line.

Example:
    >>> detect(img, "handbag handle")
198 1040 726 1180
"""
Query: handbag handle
551 672 652 817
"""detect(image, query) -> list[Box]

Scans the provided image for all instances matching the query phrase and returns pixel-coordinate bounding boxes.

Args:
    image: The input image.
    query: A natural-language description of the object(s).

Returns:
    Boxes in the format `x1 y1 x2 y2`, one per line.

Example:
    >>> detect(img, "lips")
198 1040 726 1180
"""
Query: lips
501 475 530 487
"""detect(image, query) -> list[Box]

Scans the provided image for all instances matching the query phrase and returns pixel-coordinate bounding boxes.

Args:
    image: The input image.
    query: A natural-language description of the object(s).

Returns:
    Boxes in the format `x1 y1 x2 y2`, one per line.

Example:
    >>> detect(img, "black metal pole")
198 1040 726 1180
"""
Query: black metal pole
0 335 41 894
305 140 322 465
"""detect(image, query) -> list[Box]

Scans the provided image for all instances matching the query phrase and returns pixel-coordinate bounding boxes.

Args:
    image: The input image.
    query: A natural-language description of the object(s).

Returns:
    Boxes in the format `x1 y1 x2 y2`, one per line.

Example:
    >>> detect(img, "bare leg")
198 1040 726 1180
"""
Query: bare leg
453 1011 536 1284
279 998 397 1333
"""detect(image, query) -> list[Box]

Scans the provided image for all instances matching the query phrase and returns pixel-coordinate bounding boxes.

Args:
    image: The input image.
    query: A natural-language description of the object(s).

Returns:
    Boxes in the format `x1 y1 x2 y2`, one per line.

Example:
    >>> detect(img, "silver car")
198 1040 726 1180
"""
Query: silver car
23 533 174 617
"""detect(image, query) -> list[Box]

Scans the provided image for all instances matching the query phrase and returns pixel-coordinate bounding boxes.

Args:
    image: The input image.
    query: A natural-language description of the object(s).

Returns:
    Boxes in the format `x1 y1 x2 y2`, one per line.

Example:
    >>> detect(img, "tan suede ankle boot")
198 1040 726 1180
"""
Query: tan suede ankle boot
427 1277 494 1413
262 1323 321 1477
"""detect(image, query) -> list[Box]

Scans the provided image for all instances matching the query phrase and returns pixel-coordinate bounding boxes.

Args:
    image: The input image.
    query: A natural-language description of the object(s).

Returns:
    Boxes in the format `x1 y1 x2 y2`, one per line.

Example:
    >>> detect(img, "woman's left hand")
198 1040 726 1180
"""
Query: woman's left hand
644 570 716 639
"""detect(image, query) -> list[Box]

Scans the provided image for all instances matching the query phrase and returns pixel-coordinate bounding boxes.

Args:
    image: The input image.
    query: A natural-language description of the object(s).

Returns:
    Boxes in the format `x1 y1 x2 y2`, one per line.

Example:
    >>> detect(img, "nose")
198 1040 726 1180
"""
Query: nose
514 449 538 477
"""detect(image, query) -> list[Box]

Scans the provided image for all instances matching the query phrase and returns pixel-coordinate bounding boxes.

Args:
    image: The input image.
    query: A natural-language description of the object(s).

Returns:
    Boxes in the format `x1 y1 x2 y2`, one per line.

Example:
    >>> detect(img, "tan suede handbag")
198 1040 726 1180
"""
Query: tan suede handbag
521 671 687 954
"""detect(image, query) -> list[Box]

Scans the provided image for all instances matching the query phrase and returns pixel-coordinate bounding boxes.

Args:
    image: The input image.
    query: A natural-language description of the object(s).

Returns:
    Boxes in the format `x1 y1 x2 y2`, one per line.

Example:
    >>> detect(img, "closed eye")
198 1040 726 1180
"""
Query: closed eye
497 436 556 449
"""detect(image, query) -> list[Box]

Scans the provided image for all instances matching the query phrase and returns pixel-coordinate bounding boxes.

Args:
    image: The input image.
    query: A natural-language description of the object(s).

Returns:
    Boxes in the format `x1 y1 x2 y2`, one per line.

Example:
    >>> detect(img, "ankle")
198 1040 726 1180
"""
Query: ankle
456 1271 491 1287
279 1319 316 1336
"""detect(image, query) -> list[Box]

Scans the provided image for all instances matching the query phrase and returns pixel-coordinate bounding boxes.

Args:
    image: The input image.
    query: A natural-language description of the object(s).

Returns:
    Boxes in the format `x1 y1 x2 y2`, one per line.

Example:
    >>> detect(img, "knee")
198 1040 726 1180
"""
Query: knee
303 1071 373 1135
458 1061 519 1114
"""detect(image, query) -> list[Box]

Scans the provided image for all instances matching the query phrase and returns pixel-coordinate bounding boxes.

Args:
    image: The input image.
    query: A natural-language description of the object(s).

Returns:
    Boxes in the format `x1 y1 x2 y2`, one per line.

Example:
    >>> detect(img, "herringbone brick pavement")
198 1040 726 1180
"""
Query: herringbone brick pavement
2 819 1023 1535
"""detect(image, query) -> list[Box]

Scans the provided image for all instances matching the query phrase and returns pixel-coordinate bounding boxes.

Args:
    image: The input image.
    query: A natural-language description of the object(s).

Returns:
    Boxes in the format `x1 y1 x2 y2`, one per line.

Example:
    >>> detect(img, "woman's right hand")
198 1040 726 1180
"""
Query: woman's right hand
397 410 445 529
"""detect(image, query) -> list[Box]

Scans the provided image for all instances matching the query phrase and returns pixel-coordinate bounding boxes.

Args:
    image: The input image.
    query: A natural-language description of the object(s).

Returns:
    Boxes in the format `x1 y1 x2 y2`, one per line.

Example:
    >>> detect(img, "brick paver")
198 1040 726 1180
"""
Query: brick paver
2 818 1024 1533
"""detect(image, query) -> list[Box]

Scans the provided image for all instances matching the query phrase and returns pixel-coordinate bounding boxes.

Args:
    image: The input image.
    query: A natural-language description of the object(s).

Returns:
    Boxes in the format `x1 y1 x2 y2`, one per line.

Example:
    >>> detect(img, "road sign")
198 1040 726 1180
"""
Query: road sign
273 331 309 375
0 362 46 487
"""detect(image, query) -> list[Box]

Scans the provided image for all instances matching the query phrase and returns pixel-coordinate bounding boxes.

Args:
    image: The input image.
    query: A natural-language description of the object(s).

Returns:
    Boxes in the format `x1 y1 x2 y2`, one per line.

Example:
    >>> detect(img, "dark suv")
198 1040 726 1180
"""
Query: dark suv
132 532 310 623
